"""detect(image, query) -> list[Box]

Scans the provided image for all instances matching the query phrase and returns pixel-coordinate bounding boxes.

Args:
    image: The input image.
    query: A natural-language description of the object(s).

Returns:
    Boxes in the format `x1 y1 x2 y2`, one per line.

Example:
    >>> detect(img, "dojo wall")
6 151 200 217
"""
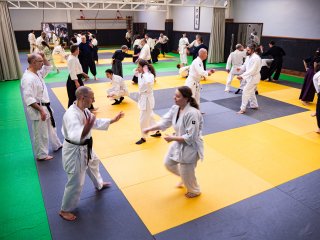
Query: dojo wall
10 9 132 49
231 0 320 72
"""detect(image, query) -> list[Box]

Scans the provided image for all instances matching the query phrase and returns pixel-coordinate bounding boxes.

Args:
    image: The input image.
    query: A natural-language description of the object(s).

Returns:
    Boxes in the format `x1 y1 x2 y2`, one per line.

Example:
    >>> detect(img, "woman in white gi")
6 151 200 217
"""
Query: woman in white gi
236 44 262 114
135 60 161 144
105 69 129 105
178 33 189 67
60 86 124 221
144 86 204 198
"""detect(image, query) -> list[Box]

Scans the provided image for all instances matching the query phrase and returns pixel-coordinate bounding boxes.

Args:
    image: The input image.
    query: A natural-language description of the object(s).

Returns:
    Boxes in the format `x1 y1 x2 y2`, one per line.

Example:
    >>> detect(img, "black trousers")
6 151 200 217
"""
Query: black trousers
269 58 283 80
66 75 96 110
81 59 97 77
67 74 84 107
317 93 320 128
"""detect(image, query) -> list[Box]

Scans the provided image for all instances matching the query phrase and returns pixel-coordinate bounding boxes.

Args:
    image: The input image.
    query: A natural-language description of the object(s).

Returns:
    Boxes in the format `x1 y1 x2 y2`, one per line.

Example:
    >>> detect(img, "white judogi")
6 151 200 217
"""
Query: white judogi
225 49 246 91
53 45 67 63
185 57 208 105
179 66 190 78
60 104 111 211
28 32 36 53
239 53 261 111
137 71 156 138
178 37 189 65
36 36 45 51
67 55 83 80
91 38 98 46
43 46 57 71
146 38 154 50
21 65 62 159
159 35 169 44
139 44 151 61
107 74 129 100
133 39 141 49
313 71 320 93
156 104 204 194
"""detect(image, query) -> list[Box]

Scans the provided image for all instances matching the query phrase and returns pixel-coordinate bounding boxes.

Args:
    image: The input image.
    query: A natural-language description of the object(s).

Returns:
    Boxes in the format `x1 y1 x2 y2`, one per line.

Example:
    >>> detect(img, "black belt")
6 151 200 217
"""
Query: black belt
40 102 56 128
65 137 93 164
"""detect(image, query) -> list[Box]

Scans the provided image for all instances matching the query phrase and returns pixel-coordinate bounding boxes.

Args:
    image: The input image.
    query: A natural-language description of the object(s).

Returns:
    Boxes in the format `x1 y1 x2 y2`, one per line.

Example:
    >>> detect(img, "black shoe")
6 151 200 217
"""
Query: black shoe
119 96 124 103
135 138 146 145
235 89 242 94
112 100 120 105
150 131 161 137
255 90 259 95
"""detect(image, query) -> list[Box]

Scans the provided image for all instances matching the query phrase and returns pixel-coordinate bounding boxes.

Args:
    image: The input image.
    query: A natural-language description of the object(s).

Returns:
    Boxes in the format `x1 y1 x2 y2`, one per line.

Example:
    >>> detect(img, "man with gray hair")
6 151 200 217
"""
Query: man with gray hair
60 86 124 221
185 48 214 105
21 53 62 161
225 43 247 92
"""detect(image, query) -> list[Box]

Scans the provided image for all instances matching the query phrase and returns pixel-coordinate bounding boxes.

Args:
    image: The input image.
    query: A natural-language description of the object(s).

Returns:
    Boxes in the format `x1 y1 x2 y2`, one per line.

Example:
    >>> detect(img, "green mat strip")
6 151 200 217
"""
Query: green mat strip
0 81 51 240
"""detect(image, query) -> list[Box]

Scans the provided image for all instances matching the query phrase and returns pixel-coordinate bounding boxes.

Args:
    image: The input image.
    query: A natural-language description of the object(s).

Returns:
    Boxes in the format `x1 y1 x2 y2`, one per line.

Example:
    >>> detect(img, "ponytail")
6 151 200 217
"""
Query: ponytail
177 86 199 110
189 96 199 109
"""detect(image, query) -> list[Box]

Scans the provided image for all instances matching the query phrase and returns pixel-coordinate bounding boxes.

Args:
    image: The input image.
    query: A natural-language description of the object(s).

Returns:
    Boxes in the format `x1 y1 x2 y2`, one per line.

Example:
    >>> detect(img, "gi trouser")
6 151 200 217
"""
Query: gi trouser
164 157 200 195
32 118 61 159
140 101 156 139
240 80 259 111
61 150 104 212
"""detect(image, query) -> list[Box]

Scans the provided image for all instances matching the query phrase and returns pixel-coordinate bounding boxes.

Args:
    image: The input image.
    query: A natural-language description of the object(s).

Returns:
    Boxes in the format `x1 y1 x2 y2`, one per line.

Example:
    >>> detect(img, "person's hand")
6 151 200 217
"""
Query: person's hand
111 111 124 123
40 109 47 121
164 134 174 143
143 65 149 73
38 51 45 59
85 113 96 129
236 68 241 72
226 69 230 73
75 81 80 88
237 76 243 80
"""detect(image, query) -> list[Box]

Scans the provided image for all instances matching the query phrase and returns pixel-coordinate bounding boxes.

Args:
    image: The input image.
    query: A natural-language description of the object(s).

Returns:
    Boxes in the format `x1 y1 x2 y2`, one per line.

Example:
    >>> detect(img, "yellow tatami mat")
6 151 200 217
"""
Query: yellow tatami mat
52 74 320 235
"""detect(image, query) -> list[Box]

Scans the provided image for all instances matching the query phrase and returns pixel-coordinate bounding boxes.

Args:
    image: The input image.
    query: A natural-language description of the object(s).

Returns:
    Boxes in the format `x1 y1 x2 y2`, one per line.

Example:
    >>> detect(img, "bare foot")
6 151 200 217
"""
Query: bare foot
237 110 245 114
301 101 308 106
316 129 320 134
311 112 316 117
97 182 112 191
59 211 77 221
37 155 53 161
185 192 201 198
176 181 184 188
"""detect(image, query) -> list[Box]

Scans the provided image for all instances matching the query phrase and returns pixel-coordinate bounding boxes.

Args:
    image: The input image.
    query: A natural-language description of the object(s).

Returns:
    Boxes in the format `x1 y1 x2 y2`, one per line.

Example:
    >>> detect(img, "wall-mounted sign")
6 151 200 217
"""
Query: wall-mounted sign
194 6 200 30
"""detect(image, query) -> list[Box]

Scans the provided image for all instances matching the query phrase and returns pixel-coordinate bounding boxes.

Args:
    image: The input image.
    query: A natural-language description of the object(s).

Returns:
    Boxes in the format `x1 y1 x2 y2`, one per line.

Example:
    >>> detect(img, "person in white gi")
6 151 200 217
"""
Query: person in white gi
145 34 154 52
21 53 62 161
28 30 36 54
185 48 214 105
135 60 161 144
36 32 46 51
144 86 204 198
52 43 68 63
59 86 124 221
177 64 190 78
42 41 59 73
236 44 262 114
158 33 169 57
225 43 246 92
188 34 201 49
178 33 189 66
137 39 151 63
105 69 129 105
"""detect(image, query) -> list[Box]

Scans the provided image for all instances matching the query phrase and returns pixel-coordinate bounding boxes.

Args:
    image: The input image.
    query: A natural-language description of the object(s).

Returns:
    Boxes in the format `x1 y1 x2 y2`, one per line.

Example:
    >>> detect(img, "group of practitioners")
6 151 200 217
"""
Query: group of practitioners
21 31 207 221
21 30 320 222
